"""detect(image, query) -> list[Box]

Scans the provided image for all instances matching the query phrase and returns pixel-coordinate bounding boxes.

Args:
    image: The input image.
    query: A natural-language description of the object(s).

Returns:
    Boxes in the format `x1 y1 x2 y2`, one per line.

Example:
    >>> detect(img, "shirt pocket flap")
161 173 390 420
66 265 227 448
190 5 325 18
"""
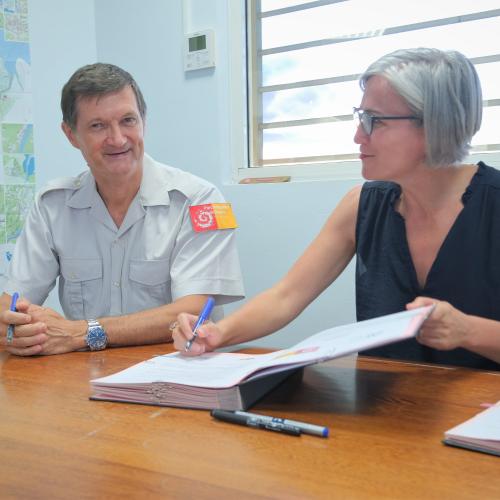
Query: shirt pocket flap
60 258 102 282
129 259 170 286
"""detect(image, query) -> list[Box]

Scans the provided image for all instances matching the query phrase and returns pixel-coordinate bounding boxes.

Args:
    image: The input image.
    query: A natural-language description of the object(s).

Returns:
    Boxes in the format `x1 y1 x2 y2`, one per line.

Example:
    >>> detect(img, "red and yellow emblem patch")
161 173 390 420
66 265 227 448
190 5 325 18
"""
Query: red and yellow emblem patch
189 203 238 232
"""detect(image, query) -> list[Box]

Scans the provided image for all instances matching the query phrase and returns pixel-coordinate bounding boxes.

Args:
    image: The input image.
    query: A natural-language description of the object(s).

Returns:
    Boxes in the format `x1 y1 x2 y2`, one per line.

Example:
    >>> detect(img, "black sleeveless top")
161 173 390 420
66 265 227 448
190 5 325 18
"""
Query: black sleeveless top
356 162 500 370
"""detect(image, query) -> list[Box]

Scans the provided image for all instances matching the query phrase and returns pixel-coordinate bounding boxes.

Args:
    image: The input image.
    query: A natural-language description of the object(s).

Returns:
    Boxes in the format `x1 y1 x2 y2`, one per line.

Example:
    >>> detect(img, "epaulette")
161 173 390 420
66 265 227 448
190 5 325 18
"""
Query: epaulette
39 173 87 197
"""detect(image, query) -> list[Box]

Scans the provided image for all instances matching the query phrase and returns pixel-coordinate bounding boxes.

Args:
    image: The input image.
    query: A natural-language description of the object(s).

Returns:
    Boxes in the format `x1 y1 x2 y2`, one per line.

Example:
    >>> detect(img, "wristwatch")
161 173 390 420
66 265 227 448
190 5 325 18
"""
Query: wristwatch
86 319 108 351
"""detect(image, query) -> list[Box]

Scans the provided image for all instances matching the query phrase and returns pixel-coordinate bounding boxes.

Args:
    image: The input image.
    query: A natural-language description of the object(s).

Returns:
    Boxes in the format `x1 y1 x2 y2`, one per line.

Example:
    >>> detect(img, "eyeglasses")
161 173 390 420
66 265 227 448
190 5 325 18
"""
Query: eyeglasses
353 107 421 136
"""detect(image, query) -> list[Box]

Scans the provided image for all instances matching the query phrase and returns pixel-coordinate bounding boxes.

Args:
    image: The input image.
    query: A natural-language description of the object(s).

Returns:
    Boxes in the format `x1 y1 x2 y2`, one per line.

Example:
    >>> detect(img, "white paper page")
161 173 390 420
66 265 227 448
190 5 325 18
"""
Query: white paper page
92 306 433 389
446 403 500 440
249 305 434 375
92 352 269 387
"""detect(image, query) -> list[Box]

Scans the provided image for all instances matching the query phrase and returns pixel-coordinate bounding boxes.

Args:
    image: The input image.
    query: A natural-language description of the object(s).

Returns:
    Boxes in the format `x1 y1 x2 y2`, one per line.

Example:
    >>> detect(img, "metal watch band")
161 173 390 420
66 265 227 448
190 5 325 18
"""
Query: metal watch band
86 319 107 351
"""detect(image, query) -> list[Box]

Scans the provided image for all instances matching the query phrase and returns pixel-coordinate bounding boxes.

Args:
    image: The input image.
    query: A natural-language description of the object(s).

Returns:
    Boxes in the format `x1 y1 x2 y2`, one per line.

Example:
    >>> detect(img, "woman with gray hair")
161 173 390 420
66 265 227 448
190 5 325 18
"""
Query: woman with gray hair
173 47 500 370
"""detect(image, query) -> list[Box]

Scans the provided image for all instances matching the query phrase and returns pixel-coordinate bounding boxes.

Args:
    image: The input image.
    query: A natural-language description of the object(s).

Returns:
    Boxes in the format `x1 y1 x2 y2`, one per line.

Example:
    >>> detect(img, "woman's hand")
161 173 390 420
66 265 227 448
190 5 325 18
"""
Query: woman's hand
407 297 470 350
172 312 223 356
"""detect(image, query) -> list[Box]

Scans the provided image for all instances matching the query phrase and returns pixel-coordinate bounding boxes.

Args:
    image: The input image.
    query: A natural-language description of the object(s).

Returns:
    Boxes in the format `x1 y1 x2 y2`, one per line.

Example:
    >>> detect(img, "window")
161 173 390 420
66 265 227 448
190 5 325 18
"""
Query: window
243 0 500 180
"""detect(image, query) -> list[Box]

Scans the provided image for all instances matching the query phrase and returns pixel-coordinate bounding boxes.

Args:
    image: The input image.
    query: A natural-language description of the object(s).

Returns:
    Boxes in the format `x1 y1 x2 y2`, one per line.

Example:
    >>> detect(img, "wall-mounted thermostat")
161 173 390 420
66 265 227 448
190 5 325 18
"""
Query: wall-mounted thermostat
184 30 215 71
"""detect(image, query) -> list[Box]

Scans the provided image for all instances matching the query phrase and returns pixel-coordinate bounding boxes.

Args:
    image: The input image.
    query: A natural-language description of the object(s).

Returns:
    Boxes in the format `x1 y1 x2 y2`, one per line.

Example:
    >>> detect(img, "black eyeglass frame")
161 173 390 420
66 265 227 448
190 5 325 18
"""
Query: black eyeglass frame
353 107 421 136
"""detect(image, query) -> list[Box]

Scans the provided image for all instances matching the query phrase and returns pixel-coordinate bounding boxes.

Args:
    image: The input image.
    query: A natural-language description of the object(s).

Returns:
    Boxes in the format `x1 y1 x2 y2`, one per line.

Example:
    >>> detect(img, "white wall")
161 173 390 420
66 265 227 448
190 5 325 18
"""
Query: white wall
28 0 357 347
94 0 230 186
28 0 98 310
29 0 98 185
224 180 357 348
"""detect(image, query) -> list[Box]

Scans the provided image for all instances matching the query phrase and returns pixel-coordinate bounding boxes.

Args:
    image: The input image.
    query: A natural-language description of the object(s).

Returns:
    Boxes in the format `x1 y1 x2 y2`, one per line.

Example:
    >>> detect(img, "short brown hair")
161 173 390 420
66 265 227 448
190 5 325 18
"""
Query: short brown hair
61 63 147 129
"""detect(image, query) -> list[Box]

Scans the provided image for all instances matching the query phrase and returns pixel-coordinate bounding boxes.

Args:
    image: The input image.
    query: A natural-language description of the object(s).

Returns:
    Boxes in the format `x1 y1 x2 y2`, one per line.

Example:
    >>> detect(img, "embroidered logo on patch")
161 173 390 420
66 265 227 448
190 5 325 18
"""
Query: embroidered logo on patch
189 203 238 232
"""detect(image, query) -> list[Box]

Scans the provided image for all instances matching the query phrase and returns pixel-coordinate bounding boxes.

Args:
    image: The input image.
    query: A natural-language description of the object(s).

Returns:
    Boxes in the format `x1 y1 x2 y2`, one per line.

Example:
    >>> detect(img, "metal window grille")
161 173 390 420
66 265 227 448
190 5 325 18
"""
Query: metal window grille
247 0 500 171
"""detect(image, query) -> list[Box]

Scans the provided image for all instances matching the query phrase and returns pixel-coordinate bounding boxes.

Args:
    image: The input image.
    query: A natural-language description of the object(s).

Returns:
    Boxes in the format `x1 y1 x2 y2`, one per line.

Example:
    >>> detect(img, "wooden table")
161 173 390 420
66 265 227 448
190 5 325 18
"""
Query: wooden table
1 345 499 499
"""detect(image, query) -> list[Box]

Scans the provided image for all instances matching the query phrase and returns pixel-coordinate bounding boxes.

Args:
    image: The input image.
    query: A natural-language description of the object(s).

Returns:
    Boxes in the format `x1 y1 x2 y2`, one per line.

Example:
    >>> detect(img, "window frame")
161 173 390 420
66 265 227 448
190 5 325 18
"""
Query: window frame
228 0 500 184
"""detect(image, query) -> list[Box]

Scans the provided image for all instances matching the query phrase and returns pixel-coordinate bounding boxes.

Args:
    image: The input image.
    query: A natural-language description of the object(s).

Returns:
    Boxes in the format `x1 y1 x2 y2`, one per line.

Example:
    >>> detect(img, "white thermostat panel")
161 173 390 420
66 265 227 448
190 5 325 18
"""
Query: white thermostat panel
184 30 215 71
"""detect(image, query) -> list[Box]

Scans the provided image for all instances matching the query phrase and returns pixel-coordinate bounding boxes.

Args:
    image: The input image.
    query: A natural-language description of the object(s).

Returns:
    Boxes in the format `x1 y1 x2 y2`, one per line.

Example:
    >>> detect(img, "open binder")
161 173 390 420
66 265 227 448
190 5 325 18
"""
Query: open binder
90 306 433 411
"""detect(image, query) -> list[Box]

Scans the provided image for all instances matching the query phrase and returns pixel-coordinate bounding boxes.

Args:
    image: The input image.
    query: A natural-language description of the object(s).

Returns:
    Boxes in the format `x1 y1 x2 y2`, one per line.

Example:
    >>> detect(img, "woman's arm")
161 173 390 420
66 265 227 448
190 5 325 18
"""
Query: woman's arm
174 186 361 353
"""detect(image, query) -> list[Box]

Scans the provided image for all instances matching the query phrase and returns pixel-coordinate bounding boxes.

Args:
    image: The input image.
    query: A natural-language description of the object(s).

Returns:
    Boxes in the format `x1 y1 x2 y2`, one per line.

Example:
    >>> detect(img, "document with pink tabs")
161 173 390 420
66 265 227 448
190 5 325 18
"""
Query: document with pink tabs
444 402 500 457
90 305 434 411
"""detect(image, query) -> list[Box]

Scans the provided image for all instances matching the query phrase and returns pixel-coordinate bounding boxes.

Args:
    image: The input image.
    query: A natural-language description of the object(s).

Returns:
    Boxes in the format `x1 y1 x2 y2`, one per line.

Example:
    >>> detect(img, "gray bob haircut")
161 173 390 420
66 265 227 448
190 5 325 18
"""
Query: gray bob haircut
360 48 482 166
61 63 147 129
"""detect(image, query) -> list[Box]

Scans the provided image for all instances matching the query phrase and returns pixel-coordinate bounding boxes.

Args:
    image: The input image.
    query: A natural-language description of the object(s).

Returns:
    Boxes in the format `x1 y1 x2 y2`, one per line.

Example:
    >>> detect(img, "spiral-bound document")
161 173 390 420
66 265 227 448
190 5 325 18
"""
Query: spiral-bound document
90 306 433 411
444 403 500 457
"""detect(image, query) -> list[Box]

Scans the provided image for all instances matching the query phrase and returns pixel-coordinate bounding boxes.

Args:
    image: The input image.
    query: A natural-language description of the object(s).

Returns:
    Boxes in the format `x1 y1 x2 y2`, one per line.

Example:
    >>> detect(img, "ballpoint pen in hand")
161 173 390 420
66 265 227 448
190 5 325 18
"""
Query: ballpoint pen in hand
6 292 19 344
185 296 215 351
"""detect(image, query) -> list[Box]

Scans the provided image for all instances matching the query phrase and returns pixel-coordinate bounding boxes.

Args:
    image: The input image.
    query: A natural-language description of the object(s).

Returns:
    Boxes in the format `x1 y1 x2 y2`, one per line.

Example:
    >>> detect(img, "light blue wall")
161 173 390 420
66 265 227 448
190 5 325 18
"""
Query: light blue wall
29 0 357 347
28 0 98 310
29 0 98 186
94 0 231 187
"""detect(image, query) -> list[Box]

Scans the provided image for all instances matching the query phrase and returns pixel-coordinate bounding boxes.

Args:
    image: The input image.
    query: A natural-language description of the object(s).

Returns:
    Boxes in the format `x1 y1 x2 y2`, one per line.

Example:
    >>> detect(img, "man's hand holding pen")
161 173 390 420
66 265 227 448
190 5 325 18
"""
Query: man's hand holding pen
1 295 48 355
1 296 87 356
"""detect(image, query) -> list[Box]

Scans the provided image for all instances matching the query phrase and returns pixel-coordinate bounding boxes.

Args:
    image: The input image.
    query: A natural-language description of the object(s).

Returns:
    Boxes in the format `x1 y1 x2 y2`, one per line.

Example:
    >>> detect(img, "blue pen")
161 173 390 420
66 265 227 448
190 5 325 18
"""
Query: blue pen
185 296 215 351
6 292 19 344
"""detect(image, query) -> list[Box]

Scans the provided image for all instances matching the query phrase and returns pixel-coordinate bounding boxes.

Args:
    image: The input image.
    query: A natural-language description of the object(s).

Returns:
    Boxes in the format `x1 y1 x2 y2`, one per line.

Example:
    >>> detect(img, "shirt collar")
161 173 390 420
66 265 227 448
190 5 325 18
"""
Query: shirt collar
138 153 172 207
66 172 99 209
66 153 174 209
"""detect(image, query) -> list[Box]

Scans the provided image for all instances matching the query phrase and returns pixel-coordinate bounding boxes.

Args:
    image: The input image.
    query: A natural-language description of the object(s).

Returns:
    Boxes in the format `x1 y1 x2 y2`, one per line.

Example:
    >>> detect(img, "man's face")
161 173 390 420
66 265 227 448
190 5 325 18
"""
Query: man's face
62 85 145 184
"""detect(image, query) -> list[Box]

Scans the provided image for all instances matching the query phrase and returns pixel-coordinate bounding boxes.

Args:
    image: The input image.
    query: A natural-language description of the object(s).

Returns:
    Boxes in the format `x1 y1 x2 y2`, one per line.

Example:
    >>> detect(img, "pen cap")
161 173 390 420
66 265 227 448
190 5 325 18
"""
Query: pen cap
201 297 215 316
211 409 249 425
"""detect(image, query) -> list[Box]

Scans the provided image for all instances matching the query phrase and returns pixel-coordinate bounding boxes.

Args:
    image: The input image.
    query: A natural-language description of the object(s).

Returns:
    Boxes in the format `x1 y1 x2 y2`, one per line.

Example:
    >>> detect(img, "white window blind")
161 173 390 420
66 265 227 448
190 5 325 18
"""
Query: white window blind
246 0 500 176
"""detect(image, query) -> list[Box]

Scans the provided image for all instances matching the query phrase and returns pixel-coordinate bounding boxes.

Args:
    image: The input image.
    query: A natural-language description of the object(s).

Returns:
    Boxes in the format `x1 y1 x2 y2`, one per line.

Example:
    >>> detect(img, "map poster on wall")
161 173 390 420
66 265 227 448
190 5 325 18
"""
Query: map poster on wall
0 0 34 288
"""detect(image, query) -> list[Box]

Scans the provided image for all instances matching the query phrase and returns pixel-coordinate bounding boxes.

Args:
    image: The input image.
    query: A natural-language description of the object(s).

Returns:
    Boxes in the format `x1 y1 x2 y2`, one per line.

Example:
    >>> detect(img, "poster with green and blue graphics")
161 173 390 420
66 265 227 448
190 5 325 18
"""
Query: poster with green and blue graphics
0 0 35 286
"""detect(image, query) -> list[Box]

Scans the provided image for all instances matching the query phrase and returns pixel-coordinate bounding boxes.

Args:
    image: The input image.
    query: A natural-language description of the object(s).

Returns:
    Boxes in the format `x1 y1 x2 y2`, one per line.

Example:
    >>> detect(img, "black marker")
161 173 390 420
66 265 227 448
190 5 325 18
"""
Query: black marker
234 410 329 437
211 409 301 436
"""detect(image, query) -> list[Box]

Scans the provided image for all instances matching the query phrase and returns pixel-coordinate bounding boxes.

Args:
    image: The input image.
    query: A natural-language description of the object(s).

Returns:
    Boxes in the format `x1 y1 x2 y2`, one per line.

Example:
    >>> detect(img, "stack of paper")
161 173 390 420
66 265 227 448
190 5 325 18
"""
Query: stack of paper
444 403 500 457
90 306 433 411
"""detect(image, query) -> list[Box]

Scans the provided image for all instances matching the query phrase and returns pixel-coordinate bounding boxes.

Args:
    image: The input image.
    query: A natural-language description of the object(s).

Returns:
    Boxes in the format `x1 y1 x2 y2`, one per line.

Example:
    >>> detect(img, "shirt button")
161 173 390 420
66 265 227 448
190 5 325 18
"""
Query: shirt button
113 281 120 287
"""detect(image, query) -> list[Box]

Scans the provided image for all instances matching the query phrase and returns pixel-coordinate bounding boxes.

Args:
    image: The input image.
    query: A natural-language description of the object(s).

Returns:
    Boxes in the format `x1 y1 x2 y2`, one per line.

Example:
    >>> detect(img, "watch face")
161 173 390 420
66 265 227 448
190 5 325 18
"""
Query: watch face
87 326 107 350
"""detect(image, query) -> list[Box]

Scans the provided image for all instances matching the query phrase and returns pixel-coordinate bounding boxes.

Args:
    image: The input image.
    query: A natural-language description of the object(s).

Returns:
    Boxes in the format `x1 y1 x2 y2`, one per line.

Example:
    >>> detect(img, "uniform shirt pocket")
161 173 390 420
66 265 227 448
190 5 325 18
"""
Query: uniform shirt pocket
128 259 171 308
60 258 103 319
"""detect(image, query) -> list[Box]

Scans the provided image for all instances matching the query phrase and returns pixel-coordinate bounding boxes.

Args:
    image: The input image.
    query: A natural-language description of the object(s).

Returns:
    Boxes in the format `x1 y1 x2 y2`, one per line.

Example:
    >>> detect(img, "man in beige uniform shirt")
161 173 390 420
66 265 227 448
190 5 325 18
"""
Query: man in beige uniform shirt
0 63 244 356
